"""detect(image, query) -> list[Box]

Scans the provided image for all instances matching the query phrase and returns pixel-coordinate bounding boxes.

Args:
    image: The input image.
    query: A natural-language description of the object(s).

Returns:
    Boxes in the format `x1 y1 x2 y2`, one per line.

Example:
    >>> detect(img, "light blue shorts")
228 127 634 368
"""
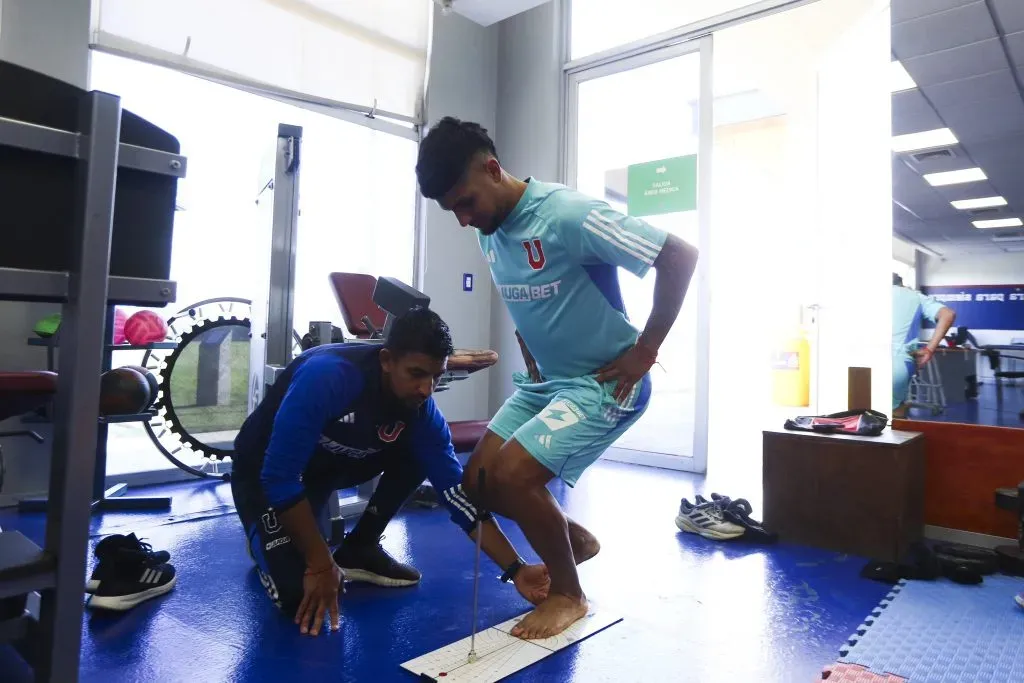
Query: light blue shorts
893 354 916 410
487 371 652 486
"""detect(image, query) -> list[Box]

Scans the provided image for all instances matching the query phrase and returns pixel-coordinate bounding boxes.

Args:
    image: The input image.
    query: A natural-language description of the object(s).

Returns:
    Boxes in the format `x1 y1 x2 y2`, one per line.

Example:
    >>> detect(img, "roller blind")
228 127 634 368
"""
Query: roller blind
91 0 431 123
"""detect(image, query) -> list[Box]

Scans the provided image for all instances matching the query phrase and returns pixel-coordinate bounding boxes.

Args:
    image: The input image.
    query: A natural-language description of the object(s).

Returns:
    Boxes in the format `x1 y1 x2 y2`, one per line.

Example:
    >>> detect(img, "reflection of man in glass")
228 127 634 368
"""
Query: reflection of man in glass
415 117 699 639
892 273 956 417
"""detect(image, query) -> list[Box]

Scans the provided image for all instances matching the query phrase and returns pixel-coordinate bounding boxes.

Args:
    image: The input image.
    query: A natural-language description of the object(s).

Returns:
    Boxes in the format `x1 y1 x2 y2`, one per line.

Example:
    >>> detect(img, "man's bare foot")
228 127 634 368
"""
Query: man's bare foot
568 522 600 564
511 593 588 640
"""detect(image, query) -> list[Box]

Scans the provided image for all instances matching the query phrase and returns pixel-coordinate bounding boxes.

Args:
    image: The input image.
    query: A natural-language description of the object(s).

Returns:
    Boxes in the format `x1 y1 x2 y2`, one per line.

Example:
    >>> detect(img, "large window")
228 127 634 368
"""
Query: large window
89 51 418 477
570 0 763 59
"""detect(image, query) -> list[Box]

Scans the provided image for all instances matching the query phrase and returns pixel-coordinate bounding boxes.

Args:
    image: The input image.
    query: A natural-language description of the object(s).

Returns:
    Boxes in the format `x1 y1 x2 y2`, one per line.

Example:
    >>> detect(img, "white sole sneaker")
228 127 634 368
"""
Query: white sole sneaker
85 579 99 593
675 514 744 541
87 574 177 611
339 568 420 587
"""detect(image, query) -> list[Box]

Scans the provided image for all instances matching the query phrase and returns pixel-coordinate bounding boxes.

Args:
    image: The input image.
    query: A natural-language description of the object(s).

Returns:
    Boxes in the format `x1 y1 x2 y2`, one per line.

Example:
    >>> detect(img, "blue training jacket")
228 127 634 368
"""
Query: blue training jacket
233 343 481 532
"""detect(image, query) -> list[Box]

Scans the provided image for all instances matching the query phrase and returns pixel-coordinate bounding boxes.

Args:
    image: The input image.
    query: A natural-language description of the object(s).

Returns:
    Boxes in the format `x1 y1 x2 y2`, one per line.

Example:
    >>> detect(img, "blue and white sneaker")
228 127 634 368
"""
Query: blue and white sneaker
675 498 744 540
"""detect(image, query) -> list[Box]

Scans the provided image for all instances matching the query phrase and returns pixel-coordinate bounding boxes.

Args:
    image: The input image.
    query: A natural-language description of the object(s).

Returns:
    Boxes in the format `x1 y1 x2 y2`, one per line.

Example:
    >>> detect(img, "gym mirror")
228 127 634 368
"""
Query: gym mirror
891 0 1024 428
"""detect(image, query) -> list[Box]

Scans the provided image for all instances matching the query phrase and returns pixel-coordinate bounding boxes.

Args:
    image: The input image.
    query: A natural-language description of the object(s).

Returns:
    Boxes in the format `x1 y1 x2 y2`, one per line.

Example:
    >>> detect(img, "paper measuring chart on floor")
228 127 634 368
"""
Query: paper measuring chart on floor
401 610 622 682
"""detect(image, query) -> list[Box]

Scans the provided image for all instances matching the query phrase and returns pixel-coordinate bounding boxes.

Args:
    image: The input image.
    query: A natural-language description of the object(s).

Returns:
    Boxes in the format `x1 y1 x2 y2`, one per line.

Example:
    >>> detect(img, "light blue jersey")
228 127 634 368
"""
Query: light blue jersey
479 179 669 380
891 284 947 409
892 285 946 360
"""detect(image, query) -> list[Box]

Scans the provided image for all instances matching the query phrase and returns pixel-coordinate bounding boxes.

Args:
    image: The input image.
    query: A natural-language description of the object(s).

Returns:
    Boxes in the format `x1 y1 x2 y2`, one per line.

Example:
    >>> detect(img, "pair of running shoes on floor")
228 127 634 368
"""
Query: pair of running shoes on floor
85 533 177 611
675 493 777 543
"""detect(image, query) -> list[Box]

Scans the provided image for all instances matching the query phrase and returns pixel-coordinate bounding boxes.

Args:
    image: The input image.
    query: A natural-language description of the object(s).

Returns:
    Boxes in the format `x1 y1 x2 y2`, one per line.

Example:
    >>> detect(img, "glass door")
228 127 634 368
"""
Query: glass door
566 39 712 472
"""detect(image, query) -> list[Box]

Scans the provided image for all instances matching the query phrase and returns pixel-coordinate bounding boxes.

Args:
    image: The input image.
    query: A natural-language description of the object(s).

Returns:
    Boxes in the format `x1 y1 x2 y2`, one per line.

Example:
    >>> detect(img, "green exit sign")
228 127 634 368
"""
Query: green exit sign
627 155 698 217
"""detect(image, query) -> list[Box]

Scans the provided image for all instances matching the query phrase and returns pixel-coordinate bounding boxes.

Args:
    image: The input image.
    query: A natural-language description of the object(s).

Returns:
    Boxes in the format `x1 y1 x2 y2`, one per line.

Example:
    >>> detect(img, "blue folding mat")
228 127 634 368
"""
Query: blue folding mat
838 574 1024 681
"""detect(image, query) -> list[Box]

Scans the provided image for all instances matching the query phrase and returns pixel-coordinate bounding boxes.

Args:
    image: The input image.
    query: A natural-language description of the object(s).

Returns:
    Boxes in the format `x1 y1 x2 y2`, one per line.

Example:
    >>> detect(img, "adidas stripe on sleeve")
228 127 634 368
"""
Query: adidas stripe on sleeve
408 397 489 533
569 199 669 278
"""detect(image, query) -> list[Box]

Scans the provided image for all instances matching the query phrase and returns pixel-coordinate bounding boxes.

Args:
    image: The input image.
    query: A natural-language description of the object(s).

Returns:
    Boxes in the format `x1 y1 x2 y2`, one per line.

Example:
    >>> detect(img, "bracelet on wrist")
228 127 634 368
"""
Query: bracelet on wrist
500 559 524 583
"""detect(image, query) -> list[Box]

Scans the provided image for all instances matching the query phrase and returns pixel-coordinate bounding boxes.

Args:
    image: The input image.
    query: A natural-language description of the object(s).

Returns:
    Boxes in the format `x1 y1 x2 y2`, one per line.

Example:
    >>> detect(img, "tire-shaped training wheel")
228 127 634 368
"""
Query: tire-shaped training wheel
140 297 303 480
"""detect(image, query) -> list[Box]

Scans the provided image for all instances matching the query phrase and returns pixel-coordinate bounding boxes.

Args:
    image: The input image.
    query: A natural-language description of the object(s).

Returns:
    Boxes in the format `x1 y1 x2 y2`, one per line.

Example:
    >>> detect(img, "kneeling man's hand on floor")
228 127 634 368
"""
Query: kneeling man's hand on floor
297 562 344 636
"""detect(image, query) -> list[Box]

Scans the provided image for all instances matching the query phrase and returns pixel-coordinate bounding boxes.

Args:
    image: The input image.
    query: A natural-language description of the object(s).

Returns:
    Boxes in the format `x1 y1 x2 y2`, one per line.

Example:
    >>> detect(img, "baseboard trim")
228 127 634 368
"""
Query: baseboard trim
924 525 1015 549
0 490 47 508
106 465 230 489
600 448 697 472
0 465 230 509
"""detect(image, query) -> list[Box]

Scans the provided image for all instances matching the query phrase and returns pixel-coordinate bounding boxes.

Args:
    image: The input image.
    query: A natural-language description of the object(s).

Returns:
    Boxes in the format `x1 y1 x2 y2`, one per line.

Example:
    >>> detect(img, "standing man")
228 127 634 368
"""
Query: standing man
892 273 956 417
231 306 549 636
416 117 699 639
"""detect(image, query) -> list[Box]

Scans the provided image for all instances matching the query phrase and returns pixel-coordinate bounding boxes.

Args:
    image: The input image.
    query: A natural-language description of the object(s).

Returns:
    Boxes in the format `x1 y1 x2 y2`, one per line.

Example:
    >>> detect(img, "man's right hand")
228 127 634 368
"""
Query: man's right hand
295 562 344 636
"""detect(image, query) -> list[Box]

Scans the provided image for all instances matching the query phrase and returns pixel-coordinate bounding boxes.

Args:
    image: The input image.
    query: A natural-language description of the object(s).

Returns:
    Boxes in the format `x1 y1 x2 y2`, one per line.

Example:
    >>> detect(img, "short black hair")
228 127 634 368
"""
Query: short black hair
416 116 498 200
384 306 454 359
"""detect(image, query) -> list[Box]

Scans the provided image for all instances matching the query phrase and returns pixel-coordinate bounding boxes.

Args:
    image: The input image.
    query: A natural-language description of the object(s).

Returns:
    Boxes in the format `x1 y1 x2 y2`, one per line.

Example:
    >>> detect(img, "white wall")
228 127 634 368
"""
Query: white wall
920 252 1024 287
0 0 91 502
422 6 500 422
487 0 564 415
0 0 89 87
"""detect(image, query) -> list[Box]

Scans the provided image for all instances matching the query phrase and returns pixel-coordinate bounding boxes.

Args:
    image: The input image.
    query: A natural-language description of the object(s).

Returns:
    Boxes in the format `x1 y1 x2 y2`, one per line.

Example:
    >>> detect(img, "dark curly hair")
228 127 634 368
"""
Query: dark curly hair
384 306 454 360
416 116 498 200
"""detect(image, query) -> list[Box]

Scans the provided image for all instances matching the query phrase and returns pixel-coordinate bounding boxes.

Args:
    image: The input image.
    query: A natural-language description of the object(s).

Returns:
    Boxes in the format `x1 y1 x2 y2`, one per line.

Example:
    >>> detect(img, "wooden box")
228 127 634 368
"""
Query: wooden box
763 427 925 562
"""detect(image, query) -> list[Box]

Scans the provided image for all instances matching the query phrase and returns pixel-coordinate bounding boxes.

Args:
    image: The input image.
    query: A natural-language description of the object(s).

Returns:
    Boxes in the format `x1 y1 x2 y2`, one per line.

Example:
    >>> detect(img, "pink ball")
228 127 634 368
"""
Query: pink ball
111 308 128 345
124 310 169 346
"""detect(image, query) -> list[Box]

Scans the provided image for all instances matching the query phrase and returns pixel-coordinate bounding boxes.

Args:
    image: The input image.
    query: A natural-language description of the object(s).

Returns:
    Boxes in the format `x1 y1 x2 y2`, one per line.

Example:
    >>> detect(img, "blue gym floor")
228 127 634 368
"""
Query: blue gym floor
0 458 892 682
908 381 1024 428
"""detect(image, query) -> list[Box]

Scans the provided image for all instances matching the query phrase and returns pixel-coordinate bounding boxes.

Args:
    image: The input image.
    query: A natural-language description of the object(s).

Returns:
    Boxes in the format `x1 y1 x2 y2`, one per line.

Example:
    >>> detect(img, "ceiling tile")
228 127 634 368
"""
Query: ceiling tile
1006 31 1024 67
892 2 997 59
893 0 977 25
987 175 1024 205
902 39 1009 87
921 69 1018 108
902 194 961 220
937 92 1024 142
965 133 1024 167
992 0 1024 33
892 89 945 135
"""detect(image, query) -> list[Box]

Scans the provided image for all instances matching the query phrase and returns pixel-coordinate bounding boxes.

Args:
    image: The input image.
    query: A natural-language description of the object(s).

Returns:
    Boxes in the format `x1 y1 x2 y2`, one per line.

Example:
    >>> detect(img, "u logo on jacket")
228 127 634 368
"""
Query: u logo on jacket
378 421 406 443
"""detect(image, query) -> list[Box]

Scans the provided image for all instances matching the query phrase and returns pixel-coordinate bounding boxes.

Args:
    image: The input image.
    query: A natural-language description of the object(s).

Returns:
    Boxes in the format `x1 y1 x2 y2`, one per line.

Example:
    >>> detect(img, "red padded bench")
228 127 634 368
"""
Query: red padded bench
451 419 489 454
0 371 58 422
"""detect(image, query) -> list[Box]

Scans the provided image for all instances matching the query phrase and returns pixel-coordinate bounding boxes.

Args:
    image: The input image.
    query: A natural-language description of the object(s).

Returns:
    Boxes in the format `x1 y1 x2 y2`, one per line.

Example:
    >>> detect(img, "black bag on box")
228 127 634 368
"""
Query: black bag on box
784 409 889 437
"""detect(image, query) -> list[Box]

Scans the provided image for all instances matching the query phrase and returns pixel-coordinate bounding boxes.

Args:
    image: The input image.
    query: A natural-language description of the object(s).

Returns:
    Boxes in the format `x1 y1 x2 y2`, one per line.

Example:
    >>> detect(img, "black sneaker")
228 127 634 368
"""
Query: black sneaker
333 535 421 587
86 533 171 593
702 494 778 544
86 562 177 611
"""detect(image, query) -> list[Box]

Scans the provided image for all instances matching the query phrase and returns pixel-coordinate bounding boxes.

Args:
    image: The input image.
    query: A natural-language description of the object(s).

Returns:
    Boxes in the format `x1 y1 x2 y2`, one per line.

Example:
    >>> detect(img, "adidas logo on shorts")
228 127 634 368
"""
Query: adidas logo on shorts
536 434 552 448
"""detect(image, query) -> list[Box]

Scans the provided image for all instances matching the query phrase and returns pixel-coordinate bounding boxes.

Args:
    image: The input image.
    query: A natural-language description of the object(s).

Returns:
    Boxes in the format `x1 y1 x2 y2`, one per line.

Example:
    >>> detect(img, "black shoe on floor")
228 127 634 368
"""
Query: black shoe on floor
86 533 171 594
333 535 421 587
702 494 779 544
86 562 177 611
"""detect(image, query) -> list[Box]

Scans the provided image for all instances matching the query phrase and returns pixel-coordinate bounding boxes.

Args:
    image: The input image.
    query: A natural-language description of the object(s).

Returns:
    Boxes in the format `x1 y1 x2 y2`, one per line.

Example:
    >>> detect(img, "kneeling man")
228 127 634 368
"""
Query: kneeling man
231 307 549 636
